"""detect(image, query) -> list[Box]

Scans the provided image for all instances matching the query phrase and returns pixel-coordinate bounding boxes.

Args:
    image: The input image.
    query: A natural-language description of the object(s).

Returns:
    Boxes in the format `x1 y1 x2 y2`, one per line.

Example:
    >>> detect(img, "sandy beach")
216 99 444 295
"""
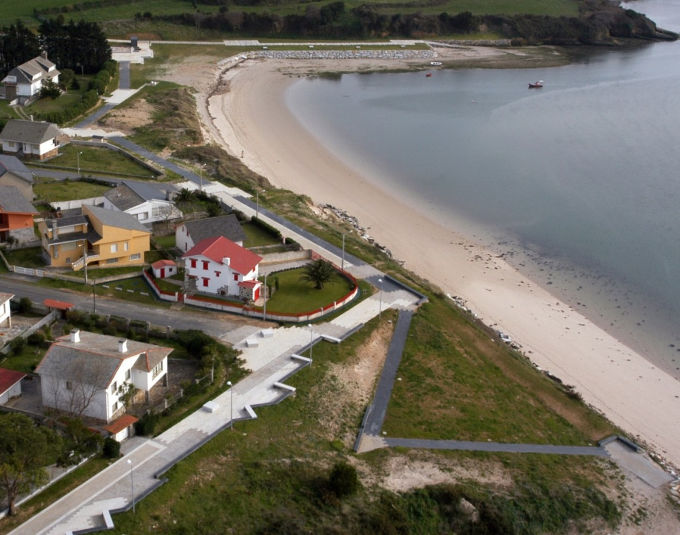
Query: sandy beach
203 48 680 468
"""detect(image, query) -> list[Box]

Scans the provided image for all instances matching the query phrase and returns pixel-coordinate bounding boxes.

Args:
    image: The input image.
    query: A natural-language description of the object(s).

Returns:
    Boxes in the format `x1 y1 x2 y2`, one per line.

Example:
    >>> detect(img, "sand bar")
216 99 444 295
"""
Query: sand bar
206 49 680 468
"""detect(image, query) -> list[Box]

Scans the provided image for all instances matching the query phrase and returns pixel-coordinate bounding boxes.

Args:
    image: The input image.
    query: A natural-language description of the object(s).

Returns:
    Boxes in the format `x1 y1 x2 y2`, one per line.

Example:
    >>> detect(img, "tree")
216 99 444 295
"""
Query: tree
0 20 40 78
0 413 61 515
300 259 335 289
47 355 111 418
328 462 359 498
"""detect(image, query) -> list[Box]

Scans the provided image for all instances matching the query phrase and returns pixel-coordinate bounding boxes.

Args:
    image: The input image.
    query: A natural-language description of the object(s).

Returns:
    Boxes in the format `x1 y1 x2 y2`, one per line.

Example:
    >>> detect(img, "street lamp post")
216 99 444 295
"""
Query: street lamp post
126 459 135 513
92 278 96 314
256 190 259 219
341 233 345 272
378 278 383 319
77 151 83 176
227 380 233 430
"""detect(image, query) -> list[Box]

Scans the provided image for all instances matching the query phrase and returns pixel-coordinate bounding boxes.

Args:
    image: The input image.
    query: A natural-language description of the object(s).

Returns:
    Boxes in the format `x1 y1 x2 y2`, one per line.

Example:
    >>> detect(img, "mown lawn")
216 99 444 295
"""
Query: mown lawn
241 221 281 247
40 145 156 178
383 297 616 445
3 246 45 268
261 267 354 314
33 177 111 202
153 234 176 249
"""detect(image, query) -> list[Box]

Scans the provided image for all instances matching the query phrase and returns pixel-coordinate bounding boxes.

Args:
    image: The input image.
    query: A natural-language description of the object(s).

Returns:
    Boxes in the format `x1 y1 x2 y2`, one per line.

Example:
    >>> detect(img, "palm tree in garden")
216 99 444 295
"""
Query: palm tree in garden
300 259 335 289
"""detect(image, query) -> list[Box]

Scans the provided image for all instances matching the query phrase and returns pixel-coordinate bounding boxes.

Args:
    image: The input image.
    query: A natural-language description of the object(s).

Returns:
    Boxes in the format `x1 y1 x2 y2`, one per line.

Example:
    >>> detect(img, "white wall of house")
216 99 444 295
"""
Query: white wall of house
1 138 56 157
175 223 194 253
103 198 179 225
152 265 176 279
37 138 57 156
0 299 11 327
185 254 259 296
40 353 167 422
0 381 22 404
1 140 19 154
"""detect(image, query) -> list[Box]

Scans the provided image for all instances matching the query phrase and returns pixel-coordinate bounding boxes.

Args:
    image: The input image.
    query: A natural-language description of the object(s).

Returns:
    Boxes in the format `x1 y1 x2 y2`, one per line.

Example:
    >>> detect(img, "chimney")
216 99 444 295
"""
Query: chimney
118 339 128 353
70 329 80 343
222 257 230 266
41 51 48 60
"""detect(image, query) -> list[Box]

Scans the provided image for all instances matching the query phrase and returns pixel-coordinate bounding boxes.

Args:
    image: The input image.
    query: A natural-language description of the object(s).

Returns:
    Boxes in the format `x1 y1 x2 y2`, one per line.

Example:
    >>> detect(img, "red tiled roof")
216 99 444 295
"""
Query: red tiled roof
183 236 262 275
103 413 139 434
238 280 261 288
151 259 176 269
0 368 26 396
43 298 74 310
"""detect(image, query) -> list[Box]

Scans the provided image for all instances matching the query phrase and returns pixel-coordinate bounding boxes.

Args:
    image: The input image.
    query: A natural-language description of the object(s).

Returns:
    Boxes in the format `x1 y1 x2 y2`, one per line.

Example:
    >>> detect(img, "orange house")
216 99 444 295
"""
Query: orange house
0 185 37 244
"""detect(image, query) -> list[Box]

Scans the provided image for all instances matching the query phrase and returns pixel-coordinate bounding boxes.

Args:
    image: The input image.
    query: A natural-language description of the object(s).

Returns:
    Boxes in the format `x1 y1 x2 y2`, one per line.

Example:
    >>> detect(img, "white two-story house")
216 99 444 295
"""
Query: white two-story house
36 329 172 423
103 181 180 225
1 54 60 105
183 235 262 301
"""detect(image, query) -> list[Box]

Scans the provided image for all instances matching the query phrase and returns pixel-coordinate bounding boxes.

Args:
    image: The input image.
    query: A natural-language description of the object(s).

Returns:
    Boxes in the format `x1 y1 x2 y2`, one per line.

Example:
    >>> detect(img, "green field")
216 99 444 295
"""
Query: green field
37 144 156 178
241 221 281 248
33 177 111 202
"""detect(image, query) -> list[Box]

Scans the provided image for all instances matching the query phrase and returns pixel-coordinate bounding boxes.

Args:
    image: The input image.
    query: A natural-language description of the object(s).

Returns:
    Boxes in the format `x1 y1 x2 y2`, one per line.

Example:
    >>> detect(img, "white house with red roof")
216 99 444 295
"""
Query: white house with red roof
151 259 177 279
0 368 25 405
183 235 263 301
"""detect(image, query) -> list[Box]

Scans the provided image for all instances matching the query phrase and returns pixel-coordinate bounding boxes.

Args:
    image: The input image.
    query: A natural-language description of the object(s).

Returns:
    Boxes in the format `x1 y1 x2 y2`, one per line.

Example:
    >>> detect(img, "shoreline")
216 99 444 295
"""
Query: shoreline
204 50 680 468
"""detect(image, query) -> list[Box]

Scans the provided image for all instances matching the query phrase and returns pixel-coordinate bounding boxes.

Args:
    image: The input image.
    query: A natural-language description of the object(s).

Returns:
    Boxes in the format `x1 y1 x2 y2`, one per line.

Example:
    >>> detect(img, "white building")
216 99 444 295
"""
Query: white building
176 214 245 253
1 55 60 106
183 235 262 301
0 293 12 328
36 329 172 423
0 368 25 405
103 181 180 225
0 120 59 160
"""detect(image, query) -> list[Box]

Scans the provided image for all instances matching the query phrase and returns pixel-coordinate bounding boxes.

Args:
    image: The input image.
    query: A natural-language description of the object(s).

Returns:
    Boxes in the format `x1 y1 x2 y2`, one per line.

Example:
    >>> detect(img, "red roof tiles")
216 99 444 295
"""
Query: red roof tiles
183 236 262 275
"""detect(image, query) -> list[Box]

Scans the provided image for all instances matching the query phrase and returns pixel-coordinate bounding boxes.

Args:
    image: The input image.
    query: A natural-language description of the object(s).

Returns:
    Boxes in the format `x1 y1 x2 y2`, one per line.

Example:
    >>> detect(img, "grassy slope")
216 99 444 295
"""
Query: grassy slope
33 177 111 202
37 145 155 178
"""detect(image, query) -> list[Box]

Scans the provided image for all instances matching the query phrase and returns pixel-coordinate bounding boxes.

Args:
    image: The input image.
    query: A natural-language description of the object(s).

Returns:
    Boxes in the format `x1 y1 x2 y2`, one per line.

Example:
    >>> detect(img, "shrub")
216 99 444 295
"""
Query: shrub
135 412 159 436
328 462 359 498
27 332 45 346
9 337 25 355
102 437 121 458
16 297 32 314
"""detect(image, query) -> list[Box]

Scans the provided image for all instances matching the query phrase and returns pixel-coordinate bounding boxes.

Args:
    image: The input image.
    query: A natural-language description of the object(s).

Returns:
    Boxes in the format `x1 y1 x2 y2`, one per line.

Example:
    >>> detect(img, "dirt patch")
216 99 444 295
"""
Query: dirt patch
379 453 513 493
310 319 394 447
98 98 154 134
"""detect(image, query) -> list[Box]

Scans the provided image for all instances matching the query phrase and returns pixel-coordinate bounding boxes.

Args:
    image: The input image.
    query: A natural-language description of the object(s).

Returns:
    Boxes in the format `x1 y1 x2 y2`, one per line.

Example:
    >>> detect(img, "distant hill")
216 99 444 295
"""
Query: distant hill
0 0 676 44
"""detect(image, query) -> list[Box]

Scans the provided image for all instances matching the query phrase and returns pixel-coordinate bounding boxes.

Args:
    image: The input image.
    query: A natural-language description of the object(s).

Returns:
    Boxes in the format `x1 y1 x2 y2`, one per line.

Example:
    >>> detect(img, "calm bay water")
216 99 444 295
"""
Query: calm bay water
285 0 680 373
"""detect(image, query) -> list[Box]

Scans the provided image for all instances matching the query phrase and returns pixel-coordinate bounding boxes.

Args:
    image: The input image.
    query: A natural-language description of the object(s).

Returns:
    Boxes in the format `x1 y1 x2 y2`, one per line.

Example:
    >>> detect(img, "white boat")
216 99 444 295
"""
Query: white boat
430 61 443 66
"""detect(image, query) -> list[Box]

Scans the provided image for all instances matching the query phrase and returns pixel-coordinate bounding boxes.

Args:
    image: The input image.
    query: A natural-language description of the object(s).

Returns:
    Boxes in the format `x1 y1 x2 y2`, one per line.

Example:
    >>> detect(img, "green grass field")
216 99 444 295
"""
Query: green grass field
38 144 156 178
33 177 111 202
241 221 281 248
261 267 354 314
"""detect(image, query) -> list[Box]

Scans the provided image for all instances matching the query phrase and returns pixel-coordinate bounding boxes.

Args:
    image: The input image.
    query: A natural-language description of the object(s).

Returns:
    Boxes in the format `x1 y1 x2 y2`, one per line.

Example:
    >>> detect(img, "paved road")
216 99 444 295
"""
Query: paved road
110 137 202 183
74 104 116 129
0 276 261 342
359 309 413 437
384 438 607 456
118 61 130 90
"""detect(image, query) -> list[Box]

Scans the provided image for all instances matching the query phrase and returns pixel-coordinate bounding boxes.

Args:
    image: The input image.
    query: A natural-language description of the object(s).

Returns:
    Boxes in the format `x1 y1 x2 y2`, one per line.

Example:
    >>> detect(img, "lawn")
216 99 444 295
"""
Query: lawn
0 340 47 373
382 297 616 445
33 177 111 202
261 267 355 314
3 246 45 268
241 221 281 248
153 234 176 249
36 145 157 178
0 100 19 125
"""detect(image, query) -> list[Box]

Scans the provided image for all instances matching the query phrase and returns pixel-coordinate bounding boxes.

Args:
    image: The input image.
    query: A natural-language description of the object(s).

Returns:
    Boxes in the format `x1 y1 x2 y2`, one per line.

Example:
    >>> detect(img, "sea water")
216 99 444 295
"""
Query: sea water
285 0 680 377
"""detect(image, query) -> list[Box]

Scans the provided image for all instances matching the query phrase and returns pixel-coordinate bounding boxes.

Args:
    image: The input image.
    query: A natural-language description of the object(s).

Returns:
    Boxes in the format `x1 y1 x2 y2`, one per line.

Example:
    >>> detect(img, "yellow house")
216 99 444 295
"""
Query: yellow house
40 205 150 270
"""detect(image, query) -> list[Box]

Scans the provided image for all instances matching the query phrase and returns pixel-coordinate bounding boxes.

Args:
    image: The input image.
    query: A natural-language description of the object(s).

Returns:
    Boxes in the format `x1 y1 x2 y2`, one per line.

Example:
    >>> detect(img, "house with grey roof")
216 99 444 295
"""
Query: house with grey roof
1 54 60 105
102 180 181 225
176 214 246 253
36 329 172 423
0 119 60 160
0 154 34 202
0 185 37 244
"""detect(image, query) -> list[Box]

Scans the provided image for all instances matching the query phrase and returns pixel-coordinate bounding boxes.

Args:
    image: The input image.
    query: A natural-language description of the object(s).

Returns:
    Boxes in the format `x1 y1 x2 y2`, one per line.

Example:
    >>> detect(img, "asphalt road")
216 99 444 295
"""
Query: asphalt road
0 275 255 340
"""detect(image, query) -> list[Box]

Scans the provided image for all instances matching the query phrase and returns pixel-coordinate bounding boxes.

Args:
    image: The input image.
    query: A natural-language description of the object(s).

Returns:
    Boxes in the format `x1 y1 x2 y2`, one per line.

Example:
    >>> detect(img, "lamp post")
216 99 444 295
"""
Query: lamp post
77 151 83 176
308 323 313 360
378 278 383 319
92 278 96 314
126 459 135 513
256 190 259 219
227 380 233 430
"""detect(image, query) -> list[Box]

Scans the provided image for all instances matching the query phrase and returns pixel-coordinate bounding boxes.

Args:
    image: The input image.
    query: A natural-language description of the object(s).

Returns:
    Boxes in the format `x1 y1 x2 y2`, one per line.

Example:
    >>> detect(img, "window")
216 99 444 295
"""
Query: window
215 271 221 277
110 243 118 253
202 277 209 287
129 253 141 261
124 241 129 251
137 213 144 221
125 369 131 381
111 401 119 413
66 381 72 391
233 273 239 281
152 360 163 378
190 259 197 268
106 257 119 264
202 261 209 270
110 381 117 394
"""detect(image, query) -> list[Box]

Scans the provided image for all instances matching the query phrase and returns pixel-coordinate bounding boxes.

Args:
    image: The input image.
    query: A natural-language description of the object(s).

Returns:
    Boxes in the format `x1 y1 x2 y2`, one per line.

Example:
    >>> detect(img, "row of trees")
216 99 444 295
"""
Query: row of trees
0 17 110 80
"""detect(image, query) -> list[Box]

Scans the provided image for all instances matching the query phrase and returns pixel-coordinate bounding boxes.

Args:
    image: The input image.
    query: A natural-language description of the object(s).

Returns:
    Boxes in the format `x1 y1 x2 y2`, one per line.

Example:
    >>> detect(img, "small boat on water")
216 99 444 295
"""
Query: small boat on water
528 80 544 88
430 61 442 66
426 72 432 77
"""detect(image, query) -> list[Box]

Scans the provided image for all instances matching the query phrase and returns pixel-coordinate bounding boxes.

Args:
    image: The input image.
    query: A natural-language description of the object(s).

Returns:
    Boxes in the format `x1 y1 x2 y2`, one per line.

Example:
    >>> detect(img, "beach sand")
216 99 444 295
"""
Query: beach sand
204 49 680 468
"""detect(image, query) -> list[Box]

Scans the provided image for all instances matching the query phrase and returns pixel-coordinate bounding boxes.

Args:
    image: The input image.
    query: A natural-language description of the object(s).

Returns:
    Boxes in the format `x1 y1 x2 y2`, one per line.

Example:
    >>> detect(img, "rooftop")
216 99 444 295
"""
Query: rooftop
184 235 262 275
183 214 246 245
0 185 37 213
0 368 26 396
0 154 33 184
85 204 150 233
0 120 59 145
